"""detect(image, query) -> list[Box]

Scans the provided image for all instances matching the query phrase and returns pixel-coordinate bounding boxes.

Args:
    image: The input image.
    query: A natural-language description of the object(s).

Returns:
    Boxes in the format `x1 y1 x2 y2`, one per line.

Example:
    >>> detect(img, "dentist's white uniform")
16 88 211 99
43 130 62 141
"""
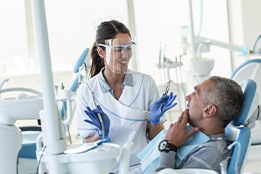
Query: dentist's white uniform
76 69 159 173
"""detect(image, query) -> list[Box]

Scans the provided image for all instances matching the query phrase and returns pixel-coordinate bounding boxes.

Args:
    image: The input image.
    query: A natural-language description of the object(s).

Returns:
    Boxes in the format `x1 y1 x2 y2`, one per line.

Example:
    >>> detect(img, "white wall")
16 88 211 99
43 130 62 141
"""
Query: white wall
228 0 261 68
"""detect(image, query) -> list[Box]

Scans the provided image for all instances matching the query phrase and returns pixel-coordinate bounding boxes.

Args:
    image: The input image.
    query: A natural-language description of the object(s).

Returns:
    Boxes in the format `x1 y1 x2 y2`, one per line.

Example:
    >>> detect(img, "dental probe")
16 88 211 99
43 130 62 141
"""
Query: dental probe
160 80 172 112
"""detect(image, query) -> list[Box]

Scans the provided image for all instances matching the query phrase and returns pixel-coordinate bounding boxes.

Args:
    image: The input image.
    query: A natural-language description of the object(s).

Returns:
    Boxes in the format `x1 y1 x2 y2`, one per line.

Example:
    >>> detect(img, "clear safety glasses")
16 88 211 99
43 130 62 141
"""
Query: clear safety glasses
98 41 135 54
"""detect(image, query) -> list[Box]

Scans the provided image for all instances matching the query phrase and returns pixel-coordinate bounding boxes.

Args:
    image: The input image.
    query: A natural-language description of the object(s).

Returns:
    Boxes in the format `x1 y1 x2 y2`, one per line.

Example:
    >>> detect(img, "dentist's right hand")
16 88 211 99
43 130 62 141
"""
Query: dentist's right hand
150 92 177 124
84 105 110 139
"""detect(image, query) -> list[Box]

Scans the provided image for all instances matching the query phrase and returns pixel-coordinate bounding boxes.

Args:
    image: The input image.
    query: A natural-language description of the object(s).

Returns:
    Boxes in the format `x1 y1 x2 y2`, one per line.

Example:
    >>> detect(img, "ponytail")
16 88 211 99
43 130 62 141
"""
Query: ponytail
89 42 104 78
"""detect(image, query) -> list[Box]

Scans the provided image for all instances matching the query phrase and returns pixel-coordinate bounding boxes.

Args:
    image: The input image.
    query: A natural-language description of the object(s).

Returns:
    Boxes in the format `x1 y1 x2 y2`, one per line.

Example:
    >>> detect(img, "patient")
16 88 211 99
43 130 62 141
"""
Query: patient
156 76 244 173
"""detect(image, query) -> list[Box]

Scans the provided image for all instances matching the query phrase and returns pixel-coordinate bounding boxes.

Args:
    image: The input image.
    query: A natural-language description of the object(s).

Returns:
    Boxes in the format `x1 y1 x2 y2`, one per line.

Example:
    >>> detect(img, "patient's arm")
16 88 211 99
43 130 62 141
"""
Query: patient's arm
155 151 176 172
181 141 230 173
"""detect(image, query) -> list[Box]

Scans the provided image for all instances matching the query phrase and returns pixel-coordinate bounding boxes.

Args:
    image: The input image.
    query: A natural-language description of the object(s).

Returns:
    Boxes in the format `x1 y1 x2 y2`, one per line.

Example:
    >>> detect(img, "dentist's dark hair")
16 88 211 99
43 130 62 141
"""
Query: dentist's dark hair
89 20 131 78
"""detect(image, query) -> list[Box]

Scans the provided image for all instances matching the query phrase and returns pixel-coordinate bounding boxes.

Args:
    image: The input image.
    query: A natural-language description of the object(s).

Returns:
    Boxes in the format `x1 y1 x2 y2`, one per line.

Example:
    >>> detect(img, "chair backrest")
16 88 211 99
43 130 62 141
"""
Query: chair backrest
225 79 258 174
60 48 89 120
70 47 89 92
231 58 261 145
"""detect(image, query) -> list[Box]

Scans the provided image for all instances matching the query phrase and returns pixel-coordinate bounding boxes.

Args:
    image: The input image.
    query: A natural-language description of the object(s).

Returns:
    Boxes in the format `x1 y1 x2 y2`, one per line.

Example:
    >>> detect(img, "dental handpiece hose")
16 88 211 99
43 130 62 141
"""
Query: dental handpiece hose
92 92 105 139
98 113 105 140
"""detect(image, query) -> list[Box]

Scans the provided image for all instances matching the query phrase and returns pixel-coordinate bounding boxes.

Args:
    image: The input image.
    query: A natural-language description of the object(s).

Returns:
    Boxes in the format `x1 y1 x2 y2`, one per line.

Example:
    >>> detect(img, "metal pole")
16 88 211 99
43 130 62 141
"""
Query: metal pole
31 0 67 173
188 0 196 57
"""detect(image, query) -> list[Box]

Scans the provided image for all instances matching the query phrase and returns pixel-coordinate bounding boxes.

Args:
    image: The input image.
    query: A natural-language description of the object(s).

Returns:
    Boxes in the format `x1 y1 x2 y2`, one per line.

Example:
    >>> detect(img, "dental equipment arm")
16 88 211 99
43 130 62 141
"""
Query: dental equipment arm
187 0 249 60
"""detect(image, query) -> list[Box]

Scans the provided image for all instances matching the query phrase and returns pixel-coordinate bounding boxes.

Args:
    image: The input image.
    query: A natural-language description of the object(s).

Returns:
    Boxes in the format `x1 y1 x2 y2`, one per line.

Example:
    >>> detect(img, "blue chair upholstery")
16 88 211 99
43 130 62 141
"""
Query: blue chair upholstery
18 129 41 159
231 59 261 145
73 48 89 74
225 79 258 174
60 48 89 120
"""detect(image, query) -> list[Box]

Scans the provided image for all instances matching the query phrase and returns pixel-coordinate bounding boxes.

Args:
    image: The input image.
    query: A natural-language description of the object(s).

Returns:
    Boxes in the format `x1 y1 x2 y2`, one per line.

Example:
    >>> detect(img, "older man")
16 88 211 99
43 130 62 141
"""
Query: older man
156 76 244 173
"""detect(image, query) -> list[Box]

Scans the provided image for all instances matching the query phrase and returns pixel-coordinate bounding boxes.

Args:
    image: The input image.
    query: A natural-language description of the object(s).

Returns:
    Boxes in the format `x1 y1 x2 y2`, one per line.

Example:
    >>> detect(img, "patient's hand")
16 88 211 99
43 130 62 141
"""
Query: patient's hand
165 109 198 147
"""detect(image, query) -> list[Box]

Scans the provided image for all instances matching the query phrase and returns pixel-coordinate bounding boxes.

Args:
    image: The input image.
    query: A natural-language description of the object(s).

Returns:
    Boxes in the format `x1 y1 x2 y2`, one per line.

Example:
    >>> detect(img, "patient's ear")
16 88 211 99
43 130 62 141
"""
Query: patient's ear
97 47 106 59
203 104 217 118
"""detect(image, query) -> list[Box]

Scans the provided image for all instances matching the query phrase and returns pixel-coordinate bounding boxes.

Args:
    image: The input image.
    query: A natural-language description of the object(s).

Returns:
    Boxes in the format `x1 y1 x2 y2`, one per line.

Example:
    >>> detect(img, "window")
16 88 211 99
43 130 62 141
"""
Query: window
1 0 231 85
0 0 29 74
44 0 129 71
133 0 231 86
0 0 129 74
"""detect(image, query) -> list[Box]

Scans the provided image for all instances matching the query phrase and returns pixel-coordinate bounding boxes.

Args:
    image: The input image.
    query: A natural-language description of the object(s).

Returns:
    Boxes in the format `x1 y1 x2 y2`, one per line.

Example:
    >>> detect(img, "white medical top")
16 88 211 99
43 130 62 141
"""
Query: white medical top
76 69 160 171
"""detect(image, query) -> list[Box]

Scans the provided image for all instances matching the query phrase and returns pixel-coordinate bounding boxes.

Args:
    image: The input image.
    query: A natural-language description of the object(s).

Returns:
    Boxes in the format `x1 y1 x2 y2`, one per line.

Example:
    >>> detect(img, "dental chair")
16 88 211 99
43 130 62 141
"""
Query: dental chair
231 58 261 145
223 79 260 174
141 79 260 174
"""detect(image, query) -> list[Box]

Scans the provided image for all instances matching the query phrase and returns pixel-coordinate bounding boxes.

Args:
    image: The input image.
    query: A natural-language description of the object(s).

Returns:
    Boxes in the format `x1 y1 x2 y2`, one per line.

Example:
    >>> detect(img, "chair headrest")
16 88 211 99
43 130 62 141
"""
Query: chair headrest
231 79 258 127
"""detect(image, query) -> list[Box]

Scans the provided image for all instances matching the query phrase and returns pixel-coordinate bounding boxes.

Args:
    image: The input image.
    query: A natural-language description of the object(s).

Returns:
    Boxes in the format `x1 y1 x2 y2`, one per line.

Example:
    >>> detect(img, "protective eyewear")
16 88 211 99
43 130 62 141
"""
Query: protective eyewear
98 41 135 54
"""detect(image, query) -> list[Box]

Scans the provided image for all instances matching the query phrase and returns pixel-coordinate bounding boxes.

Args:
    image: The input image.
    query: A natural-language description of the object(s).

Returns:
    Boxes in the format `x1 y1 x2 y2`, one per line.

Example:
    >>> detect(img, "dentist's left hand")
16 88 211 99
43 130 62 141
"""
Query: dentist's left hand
84 105 110 139
150 92 177 124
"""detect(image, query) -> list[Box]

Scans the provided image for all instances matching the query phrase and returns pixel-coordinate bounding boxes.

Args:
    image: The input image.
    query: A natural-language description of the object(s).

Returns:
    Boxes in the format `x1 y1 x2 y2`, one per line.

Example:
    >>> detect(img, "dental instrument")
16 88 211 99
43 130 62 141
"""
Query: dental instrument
157 43 186 113
64 138 110 154
92 92 105 140
161 80 172 112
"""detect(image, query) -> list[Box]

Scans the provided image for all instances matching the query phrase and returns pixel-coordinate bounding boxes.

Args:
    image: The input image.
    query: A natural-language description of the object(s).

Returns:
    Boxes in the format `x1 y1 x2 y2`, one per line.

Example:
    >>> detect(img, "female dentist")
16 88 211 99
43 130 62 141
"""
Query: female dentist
76 20 176 173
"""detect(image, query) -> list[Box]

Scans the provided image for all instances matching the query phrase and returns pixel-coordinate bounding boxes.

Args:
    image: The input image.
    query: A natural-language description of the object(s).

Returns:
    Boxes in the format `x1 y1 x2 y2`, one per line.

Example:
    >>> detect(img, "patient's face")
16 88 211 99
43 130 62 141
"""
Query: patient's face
185 79 213 126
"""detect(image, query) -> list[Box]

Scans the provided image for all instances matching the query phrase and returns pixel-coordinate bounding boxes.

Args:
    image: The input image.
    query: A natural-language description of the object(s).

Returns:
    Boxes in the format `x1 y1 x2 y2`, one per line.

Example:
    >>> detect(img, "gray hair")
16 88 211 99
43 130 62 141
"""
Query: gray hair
202 76 244 127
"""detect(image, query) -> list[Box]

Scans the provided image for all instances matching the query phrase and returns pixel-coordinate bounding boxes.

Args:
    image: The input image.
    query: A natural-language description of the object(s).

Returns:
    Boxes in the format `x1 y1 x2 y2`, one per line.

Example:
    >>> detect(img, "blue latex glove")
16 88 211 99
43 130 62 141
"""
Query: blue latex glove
84 105 110 139
150 92 177 124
